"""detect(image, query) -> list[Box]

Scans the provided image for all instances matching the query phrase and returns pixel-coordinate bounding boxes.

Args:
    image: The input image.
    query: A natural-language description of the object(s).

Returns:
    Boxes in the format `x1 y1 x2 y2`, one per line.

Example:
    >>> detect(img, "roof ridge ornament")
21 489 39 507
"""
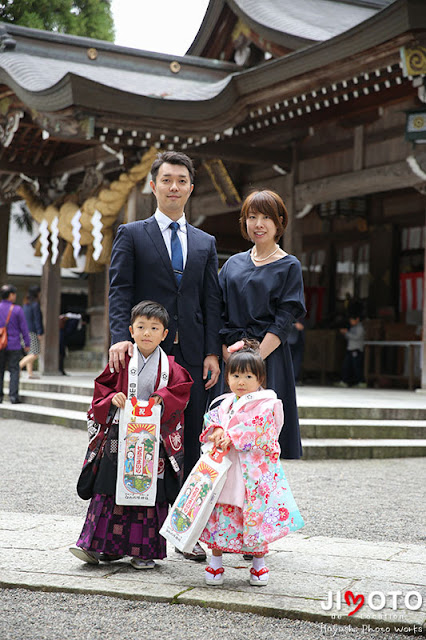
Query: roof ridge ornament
0 25 16 52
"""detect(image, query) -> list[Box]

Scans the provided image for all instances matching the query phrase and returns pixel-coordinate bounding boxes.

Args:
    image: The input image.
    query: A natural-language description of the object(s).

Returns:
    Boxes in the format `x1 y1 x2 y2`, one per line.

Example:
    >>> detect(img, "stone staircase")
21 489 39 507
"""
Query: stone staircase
1 377 426 459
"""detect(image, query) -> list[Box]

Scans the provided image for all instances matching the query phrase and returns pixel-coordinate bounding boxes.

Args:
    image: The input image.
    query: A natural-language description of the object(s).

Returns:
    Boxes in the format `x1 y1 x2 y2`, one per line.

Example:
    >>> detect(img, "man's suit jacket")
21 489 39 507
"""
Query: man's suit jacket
109 215 222 367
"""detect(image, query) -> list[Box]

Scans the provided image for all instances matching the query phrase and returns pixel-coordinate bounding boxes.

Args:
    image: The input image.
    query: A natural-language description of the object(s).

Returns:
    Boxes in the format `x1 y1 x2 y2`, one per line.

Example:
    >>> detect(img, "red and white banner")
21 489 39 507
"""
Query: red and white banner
305 286 325 324
399 272 424 313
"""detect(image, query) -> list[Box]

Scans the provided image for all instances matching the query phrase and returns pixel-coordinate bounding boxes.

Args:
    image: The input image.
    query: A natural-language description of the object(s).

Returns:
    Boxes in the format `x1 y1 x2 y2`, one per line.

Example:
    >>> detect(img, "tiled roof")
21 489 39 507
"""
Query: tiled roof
0 51 233 104
232 0 387 42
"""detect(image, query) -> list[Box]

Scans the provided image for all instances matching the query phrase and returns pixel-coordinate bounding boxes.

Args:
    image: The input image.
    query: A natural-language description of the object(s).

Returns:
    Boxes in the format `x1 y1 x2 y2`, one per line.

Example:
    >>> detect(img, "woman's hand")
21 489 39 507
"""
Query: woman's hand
111 392 126 408
259 332 281 360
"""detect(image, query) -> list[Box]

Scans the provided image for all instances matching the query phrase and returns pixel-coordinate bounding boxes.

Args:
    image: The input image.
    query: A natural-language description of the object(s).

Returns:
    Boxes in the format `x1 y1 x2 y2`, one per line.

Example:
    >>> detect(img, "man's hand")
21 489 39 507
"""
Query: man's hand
151 394 163 406
203 354 220 390
109 341 133 373
111 392 126 409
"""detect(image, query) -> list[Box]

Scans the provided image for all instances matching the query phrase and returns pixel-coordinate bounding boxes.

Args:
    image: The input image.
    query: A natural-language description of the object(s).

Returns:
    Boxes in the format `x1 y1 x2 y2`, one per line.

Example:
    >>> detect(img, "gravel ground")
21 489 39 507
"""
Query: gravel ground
1 418 424 640
0 590 421 640
1 419 425 545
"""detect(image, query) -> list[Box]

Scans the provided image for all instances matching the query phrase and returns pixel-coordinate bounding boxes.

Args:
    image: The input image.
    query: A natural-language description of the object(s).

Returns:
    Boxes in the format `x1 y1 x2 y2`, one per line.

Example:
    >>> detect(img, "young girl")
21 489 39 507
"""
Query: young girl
199 339 304 587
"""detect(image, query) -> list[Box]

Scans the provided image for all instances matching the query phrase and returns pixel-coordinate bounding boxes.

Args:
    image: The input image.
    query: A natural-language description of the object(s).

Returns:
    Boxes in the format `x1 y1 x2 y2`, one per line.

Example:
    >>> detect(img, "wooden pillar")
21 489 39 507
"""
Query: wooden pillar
282 144 303 257
127 186 138 223
86 270 107 351
368 225 394 318
421 207 426 390
136 192 155 221
0 204 10 285
39 255 61 375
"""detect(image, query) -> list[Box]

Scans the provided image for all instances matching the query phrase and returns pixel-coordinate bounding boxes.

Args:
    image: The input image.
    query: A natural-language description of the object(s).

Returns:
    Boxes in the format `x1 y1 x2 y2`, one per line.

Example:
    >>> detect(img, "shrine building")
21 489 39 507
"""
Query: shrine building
0 0 424 388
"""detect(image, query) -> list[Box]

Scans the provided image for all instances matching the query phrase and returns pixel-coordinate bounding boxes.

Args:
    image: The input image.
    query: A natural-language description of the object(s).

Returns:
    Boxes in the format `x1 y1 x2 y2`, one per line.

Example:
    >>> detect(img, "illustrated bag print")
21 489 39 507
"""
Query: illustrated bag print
115 397 161 506
160 443 232 553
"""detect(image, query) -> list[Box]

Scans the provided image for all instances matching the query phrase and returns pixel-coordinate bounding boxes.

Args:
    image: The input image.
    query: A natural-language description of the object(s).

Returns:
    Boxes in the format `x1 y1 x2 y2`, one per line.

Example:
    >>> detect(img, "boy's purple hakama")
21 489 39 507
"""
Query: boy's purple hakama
76 352 193 560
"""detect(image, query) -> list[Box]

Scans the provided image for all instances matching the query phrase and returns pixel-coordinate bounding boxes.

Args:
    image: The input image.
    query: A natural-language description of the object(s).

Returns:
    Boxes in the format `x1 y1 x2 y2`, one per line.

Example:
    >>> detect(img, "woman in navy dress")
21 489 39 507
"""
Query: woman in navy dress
219 190 306 459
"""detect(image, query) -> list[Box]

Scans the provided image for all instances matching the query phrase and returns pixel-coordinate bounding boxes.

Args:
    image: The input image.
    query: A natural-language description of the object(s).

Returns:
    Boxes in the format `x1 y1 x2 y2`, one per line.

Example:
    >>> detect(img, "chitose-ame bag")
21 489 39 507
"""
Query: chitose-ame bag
160 443 231 554
115 397 162 507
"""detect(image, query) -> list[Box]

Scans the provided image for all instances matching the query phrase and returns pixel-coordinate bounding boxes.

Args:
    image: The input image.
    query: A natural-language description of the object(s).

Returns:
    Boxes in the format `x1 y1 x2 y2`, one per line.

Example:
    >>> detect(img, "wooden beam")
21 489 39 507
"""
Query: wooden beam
295 152 426 209
49 145 117 177
0 159 50 177
188 142 292 168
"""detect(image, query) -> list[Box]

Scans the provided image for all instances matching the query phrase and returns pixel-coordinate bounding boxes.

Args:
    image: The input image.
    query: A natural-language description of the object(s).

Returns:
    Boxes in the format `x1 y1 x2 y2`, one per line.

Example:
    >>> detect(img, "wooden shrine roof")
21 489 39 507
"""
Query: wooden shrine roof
0 0 423 203
187 0 394 58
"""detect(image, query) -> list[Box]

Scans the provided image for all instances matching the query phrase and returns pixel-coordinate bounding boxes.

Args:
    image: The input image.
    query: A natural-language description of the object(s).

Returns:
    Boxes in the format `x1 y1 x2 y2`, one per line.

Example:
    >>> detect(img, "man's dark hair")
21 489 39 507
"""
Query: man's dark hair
1 284 17 300
130 300 169 330
28 285 40 301
150 151 195 184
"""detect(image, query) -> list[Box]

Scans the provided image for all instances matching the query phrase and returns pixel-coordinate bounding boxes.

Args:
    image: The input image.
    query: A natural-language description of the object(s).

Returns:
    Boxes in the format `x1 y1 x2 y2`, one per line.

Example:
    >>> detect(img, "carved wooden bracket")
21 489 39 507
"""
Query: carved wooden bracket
0 110 23 148
30 108 95 140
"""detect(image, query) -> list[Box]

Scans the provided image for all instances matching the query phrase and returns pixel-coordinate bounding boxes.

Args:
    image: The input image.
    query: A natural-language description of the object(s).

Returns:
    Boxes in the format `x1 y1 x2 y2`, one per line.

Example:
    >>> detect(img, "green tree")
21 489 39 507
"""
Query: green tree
0 0 115 42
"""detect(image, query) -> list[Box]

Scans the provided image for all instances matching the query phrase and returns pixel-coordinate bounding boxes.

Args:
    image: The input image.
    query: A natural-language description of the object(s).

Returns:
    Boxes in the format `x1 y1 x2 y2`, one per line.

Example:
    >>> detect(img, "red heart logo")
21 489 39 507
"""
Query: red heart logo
344 590 365 616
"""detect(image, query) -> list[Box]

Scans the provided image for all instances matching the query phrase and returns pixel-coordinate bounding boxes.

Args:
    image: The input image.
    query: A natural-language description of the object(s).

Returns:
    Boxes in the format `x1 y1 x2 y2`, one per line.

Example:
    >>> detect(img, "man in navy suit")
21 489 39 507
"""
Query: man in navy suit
108 152 222 560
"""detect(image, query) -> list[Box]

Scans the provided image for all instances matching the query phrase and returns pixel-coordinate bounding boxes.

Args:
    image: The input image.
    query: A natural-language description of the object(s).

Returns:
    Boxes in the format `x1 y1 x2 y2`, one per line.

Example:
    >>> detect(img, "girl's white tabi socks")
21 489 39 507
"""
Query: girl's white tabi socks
205 554 223 583
251 556 268 582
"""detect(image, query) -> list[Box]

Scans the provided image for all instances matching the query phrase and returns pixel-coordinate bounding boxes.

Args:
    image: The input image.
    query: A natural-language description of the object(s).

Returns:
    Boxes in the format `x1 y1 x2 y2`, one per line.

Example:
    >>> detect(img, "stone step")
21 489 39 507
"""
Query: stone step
1 402 426 459
63 349 105 371
15 379 426 421
18 378 94 395
298 405 426 420
17 389 91 412
301 438 426 459
0 402 86 429
300 418 426 439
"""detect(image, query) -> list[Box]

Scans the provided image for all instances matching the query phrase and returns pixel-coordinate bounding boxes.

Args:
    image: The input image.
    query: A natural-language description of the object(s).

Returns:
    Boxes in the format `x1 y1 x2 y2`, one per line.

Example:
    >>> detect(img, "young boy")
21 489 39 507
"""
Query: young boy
70 300 193 569
339 313 366 388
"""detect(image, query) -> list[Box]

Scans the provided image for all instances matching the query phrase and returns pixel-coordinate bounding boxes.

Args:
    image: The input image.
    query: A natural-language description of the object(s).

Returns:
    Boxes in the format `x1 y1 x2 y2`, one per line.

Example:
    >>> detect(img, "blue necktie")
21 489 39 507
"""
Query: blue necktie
169 221 183 284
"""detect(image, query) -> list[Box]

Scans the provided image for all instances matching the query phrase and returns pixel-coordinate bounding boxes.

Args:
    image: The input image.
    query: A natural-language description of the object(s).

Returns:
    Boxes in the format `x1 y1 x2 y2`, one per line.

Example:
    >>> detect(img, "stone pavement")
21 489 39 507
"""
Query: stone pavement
1 511 424 633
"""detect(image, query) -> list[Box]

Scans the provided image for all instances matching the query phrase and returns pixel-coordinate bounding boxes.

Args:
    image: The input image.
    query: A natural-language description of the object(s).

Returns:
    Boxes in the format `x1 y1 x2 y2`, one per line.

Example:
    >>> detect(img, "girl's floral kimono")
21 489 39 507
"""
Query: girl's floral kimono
200 389 304 554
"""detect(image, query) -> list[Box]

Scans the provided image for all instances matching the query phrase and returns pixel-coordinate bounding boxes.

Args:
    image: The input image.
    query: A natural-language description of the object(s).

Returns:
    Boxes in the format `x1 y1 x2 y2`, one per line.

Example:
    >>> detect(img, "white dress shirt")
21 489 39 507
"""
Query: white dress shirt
154 209 188 267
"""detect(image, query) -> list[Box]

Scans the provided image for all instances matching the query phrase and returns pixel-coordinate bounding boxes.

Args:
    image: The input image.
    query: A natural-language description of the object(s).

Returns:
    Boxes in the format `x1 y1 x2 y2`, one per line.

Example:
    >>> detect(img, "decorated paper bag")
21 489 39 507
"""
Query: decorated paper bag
116 397 161 506
160 443 232 553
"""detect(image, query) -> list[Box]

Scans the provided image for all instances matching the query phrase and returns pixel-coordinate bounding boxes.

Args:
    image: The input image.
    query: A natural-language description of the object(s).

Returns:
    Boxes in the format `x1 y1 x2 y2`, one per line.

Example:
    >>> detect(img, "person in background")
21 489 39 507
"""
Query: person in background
337 305 366 388
20 285 43 378
0 284 30 404
59 312 84 375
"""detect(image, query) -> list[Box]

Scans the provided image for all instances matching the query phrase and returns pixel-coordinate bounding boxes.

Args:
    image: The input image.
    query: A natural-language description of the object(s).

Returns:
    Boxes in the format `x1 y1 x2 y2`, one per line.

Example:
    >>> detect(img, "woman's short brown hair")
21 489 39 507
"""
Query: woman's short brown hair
239 190 288 241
